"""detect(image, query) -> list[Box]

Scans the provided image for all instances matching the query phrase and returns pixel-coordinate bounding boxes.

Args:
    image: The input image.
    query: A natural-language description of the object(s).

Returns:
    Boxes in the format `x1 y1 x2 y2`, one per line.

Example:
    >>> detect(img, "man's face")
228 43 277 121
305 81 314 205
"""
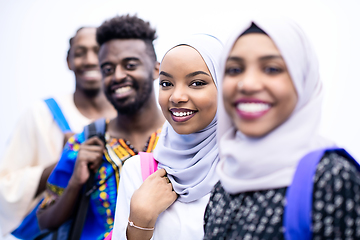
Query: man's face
98 39 157 115
67 28 102 94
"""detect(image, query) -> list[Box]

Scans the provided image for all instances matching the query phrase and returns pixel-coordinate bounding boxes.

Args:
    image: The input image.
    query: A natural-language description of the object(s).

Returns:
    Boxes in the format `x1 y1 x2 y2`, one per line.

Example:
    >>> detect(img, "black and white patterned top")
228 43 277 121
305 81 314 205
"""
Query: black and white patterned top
203 151 360 240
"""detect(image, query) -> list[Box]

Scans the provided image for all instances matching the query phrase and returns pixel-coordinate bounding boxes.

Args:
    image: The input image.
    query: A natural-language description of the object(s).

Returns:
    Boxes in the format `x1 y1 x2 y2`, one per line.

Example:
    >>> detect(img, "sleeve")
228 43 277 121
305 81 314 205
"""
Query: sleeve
0 101 64 234
312 152 360 239
39 132 85 210
112 155 143 240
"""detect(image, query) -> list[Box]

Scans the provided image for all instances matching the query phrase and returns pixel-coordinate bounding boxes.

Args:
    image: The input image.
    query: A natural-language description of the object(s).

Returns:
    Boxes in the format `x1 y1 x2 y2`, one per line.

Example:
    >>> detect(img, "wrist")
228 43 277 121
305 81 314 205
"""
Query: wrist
129 209 157 229
68 176 84 189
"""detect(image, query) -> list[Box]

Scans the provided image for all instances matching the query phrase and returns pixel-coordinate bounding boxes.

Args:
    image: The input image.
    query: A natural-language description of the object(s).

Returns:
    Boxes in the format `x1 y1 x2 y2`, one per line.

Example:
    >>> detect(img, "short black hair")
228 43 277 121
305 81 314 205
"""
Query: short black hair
67 27 94 59
96 14 157 61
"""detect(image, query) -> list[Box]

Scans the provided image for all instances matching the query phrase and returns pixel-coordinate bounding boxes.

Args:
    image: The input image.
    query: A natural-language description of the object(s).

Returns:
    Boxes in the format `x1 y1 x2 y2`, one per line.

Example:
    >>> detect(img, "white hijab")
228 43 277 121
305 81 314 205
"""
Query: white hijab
216 17 335 194
153 34 223 203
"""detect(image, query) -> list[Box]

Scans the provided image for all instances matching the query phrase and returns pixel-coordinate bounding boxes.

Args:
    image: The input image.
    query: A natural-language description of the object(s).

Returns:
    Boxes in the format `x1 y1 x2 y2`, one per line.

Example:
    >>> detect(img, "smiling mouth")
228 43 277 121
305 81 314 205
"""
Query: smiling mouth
236 102 270 112
115 86 132 94
83 70 101 78
236 102 271 120
170 109 197 122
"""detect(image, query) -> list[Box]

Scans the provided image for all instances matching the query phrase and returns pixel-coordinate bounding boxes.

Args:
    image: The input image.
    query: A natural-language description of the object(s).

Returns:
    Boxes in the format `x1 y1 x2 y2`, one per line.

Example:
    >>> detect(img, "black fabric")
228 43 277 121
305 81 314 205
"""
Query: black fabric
240 22 267 36
203 152 360 239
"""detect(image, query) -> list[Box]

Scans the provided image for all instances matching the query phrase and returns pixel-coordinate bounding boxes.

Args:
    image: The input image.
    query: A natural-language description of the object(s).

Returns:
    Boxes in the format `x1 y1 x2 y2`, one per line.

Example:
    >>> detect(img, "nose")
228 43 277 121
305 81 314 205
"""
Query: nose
169 85 188 104
84 50 98 66
113 65 127 82
238 67 263 93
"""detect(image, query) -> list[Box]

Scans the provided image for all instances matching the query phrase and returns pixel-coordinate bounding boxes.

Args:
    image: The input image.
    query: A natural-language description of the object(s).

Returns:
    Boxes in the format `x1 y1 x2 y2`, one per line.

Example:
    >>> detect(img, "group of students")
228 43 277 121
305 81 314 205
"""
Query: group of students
1 13 359 240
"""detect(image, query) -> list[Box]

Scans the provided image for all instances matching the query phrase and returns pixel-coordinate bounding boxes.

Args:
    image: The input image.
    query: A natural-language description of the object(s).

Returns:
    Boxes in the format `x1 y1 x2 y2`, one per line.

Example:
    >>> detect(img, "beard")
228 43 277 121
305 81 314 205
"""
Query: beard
83 88 101 98
105 74 153 116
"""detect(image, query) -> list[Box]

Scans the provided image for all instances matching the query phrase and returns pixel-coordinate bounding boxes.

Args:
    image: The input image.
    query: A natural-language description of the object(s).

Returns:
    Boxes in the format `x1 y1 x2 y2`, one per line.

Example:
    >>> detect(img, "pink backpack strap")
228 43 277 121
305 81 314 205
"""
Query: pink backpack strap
139 152 158 181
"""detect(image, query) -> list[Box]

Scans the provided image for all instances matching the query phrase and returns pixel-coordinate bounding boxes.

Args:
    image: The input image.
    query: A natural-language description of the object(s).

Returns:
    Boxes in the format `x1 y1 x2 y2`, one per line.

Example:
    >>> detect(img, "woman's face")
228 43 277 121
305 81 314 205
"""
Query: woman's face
222 33 298 138
159 45 217 135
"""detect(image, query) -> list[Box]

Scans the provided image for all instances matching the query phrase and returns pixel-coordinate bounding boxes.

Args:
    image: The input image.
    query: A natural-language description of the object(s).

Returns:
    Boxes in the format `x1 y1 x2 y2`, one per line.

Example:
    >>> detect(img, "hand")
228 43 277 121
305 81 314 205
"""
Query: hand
69 136 105 187
129 169 178 228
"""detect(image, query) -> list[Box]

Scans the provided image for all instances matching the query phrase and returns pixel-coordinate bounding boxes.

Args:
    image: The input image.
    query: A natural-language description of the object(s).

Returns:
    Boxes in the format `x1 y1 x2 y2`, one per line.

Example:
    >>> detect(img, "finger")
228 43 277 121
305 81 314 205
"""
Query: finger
163 176 170 184
154 168 167 177
80 145 105 153
83 136 105 147
171 190 178 201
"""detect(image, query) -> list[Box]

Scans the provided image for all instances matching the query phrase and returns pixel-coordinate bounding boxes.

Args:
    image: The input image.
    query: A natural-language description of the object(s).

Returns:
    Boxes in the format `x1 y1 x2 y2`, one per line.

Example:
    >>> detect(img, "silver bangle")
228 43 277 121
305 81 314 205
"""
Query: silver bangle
128 220 155 231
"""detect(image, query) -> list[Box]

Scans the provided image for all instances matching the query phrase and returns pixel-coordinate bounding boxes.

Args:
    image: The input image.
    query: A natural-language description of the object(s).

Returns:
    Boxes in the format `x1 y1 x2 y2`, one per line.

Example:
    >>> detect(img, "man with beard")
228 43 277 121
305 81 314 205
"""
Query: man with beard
0 27 116 239
36 15 165 239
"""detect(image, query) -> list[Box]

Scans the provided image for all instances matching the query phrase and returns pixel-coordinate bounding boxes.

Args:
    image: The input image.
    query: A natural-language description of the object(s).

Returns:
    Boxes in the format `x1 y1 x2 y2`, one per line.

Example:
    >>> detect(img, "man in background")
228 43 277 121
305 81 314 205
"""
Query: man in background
0 27 116 238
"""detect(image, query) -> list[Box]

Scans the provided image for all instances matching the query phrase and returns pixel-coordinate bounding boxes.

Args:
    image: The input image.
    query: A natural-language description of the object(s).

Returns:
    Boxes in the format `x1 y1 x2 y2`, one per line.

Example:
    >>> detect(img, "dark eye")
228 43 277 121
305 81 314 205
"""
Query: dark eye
190 80 207 87
74 50 86 58
264 66 283 75
159 81 173 88
101 65 114 76
225 66 243 76
125 63 138 70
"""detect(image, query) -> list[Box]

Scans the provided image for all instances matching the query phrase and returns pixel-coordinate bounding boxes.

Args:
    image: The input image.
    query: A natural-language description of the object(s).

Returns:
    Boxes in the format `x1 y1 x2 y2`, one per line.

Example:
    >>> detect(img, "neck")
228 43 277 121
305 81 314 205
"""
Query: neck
109 92 165 138
73 86 116 120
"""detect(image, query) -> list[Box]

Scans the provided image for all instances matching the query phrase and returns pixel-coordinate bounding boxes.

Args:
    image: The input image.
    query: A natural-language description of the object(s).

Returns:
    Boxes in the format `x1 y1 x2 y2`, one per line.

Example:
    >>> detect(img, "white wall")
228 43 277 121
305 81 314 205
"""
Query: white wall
0 0 359 238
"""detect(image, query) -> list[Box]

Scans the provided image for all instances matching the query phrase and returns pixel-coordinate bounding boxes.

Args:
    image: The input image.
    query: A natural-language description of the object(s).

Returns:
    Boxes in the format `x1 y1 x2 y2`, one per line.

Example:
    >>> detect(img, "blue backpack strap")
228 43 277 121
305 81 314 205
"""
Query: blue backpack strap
284 148 358 240
44 98 72 133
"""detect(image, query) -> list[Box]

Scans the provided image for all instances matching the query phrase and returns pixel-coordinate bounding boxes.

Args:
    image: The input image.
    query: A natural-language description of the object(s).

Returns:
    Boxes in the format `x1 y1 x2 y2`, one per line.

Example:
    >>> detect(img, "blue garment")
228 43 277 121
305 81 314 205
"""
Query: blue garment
44 132 119 240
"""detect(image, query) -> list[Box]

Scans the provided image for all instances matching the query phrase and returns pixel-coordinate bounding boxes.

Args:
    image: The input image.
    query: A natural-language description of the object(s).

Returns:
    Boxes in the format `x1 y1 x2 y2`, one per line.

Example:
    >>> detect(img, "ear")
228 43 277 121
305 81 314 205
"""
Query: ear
67 55 72 71
152 61 160 81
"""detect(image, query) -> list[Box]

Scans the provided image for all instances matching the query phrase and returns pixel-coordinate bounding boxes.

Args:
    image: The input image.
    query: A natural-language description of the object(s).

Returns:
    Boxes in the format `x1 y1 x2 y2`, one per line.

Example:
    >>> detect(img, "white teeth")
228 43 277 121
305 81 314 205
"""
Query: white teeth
237 103 270 113
83 70 101 77
172 111 194 117
115 86 132 94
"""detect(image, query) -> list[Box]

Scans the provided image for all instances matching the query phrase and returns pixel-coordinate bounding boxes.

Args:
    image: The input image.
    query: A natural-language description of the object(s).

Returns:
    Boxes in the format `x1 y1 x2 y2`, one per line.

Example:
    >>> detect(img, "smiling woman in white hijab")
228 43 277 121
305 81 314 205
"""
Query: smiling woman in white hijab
111 34 223 240
203 17 360 239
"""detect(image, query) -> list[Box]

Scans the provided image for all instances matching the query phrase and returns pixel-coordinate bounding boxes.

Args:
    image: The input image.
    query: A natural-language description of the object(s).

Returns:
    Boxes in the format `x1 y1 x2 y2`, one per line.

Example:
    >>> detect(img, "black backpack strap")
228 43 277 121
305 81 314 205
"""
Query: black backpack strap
69 118 106 240
83 118 106 142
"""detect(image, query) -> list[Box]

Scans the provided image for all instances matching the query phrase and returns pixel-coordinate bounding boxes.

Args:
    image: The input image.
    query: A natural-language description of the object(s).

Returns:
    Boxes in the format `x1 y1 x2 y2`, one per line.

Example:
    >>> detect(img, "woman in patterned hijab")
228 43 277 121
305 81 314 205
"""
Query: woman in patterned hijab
203 17 360 239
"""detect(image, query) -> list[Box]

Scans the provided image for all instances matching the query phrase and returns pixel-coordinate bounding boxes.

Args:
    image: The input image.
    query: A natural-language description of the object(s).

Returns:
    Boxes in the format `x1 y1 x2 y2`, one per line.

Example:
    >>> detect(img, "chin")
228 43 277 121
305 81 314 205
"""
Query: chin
171 126 194 135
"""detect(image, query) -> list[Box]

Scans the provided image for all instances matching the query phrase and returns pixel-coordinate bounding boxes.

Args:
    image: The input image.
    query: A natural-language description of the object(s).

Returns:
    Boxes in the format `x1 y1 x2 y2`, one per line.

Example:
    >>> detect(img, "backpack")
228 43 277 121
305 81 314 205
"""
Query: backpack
283 148 359 240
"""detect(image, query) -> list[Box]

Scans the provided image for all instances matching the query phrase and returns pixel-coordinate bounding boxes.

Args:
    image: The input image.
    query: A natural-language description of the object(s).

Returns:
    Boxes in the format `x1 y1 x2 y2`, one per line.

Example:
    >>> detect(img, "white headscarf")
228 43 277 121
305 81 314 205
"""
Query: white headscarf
216 17 335 194
153 34 223 203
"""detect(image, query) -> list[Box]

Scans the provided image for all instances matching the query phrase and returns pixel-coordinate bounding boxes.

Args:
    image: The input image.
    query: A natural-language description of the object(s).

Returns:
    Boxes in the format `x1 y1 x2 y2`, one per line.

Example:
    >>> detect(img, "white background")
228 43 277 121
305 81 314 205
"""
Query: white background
0 0 359 238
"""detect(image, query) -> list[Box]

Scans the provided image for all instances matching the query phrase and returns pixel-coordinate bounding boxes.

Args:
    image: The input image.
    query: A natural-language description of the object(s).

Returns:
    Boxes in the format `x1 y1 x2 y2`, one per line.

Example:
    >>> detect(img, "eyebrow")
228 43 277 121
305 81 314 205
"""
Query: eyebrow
100 57 141 68
123 57 140 62
259 55 283 61
159 71 173 78
159 70 210 79
185 71 210 78
227 56 244 62
227 55 284 64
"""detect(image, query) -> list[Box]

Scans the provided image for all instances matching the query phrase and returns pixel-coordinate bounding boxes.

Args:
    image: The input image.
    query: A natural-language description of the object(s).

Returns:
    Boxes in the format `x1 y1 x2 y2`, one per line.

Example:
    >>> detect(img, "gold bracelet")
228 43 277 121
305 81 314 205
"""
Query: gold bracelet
128 220 155 231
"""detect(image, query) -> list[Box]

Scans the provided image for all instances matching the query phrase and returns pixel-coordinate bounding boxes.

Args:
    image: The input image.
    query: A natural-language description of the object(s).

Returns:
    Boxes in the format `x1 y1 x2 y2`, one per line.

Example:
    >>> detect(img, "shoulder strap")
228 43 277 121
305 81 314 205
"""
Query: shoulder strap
44 98 71 133
283 148 358 240
83 118 106 143
69 118 106 240
139 152 158 181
